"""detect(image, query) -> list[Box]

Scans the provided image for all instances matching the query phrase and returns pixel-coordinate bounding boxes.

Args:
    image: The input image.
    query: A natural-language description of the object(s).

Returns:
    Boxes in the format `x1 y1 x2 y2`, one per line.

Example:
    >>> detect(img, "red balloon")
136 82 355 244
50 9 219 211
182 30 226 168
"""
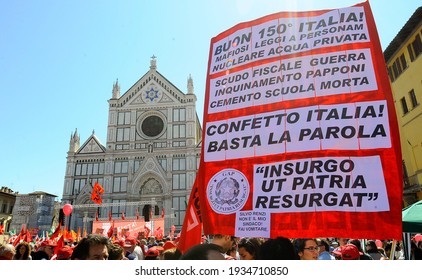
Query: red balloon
63 204 73 216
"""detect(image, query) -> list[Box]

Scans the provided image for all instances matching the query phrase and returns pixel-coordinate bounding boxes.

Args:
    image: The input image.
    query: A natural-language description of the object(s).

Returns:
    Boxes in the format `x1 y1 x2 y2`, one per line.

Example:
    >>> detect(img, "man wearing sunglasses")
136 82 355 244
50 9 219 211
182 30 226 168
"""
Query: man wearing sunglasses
210 234 239 260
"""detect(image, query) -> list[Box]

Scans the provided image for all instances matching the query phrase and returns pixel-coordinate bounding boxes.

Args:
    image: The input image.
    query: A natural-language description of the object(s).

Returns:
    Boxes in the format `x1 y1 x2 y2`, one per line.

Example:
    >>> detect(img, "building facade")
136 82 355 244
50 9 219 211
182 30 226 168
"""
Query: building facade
384 7 422 205
62 57 202 234
0 186 17 242
9 191 58 235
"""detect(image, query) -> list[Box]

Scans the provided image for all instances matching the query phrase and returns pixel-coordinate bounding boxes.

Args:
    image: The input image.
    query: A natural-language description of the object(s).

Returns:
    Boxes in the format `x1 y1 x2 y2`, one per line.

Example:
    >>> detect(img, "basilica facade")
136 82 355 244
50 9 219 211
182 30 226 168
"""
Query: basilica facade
61 57 202 234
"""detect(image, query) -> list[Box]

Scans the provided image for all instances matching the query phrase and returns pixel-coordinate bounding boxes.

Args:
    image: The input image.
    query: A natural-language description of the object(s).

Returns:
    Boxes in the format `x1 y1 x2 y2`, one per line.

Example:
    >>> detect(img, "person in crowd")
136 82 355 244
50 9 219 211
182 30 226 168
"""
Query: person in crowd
201 235 209 244
330 241 339 250
210 234 238 259
133 239 144 260
140 239 148 253
335 244 361 260
32 240 56 260
112 239 125 248
108 242 127 260
13 241 32 260
148 236 158 248
378 247 388 260
56 245 74 260
393 241 405 260
337 238 348 246
410 241 418 259
180 243 226 260
144 247 160 260
225 245 239 260
0 244 16 260
237 237 262 260
348 239 373 260
161 247 182 260
413 240 422 260
383 241 396 260
317 238 335 260
258 237 297 260
163 240 177 251
332 237 348 256
294 238 320 260
123 237 138 260
365 240 385 260
70 234 109 260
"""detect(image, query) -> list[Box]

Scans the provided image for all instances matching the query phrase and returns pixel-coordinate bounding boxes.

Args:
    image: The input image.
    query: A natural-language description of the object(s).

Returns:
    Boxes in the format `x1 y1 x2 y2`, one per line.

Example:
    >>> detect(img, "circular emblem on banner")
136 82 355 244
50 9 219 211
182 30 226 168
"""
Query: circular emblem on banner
207 169 250 214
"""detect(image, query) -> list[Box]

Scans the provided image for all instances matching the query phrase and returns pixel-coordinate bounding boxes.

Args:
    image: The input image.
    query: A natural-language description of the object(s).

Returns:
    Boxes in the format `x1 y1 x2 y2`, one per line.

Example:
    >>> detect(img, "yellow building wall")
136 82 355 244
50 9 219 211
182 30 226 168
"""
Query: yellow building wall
388 24 422 189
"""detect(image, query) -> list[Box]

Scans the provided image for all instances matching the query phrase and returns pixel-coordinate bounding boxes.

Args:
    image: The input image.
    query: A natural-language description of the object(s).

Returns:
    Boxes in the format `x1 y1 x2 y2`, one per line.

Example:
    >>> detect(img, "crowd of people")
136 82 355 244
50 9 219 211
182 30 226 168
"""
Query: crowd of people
1 233 422 260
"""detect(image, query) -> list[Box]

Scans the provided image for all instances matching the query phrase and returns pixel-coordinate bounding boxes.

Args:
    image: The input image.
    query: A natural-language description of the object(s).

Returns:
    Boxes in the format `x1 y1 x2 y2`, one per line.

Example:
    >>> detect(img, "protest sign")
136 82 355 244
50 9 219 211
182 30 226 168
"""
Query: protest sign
197 1 402 240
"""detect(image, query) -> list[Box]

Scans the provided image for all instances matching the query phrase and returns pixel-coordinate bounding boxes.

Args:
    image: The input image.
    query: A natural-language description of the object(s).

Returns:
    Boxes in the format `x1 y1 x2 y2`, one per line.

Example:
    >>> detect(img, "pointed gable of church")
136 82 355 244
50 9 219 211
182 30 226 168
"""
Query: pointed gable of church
110 56 189 109
77 133 106 154
75 180 94 205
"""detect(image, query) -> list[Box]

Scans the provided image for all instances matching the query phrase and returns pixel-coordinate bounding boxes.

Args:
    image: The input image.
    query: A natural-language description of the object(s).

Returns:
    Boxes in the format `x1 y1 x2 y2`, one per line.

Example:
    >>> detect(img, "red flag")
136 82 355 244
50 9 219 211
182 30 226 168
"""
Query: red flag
54 234 65 256
91 182 104 204
108 211 112 221
136 208 140 220
65 227 73 241
25 229 32 243
144 225 151 239
50 221 62 240
13 225 26 246
154 227 164 240
0 225 4 235
161 208 165 218
19 224 26 236
107 221 114 238
177 178 202 253
9 235 18 246
121 210 125 220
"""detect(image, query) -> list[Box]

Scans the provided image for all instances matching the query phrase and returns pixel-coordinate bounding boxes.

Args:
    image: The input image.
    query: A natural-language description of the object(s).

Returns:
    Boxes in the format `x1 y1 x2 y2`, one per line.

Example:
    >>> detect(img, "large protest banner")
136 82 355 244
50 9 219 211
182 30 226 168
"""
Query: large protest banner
92 218 164 238
197 1 403 240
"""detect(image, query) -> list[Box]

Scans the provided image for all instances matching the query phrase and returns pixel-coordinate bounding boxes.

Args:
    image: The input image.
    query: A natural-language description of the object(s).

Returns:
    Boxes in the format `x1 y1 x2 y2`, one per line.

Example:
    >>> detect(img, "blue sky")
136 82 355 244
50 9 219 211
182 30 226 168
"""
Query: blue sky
0 0 420 200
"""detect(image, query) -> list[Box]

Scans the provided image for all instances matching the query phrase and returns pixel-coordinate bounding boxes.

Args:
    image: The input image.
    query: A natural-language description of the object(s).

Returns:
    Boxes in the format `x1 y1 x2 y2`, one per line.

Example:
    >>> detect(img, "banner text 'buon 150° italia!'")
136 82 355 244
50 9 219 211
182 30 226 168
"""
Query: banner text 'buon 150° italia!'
191 1 403 241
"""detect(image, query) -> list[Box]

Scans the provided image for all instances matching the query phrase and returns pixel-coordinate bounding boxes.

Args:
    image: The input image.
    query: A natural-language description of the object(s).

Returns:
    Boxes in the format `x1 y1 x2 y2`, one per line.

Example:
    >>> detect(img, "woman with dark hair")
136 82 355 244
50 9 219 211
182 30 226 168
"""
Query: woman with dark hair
14 242 32 260
415 240 422 260
180 243 225 260
258 237 297 260
293 238 319 260
237 237 263 260
365 240 384 260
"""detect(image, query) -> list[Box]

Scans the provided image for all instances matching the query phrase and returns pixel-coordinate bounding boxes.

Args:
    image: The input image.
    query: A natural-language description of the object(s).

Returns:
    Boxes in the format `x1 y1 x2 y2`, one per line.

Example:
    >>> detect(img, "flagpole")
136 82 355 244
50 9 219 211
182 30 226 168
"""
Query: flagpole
150 207 154 233
390 240 397 260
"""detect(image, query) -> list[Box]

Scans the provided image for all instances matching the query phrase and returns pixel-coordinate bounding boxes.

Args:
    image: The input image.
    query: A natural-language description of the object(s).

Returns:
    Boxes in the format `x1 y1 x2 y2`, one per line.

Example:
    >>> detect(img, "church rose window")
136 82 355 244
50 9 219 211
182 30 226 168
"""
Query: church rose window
141 115 164 137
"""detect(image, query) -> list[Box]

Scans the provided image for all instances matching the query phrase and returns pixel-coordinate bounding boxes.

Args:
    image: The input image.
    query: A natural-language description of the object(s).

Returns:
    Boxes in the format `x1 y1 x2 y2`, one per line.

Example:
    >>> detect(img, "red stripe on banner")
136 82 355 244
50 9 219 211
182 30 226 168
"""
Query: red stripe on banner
177 178 203 253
